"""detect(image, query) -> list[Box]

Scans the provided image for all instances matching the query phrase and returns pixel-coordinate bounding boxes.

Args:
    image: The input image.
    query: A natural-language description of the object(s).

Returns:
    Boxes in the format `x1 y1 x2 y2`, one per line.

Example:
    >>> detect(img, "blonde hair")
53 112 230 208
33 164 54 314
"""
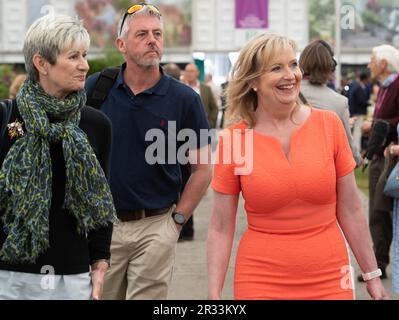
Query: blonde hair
9 74 27 99
226 33 298 128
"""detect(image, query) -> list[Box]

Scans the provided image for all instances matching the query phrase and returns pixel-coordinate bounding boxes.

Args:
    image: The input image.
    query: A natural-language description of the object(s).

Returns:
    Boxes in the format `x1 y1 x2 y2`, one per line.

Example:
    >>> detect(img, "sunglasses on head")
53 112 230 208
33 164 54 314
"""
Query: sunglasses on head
119 3 161 35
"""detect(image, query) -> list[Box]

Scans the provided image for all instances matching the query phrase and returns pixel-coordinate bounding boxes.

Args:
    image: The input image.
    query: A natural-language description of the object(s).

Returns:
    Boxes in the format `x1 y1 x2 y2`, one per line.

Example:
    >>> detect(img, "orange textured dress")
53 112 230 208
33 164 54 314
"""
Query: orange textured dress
212 108 356 300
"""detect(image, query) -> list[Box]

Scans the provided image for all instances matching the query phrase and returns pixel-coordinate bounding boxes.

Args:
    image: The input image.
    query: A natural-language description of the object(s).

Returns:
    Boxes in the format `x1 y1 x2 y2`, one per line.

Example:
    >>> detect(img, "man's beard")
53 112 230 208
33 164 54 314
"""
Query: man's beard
139 57 161 67
132 50 163 67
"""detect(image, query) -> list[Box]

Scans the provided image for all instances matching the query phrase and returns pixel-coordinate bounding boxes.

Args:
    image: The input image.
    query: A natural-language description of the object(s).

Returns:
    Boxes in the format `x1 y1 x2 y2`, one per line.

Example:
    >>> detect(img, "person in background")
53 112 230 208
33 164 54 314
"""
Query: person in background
182 62 218 240
383 133 399 294
205 73 222 109
9 74 27 99
184 63 218 128
207 33 388 300
85 3 212 299
299 39 362 167
0 14 116 300
360 44 399 282
206 72 226 130
163 62 193 241
219 78 229 129
349 71 371 153
163 63 181 80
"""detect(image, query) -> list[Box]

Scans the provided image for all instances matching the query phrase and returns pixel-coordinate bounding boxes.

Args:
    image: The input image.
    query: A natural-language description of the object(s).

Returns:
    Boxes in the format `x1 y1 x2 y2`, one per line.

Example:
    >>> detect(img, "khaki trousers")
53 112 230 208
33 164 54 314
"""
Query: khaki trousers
102 207 179 300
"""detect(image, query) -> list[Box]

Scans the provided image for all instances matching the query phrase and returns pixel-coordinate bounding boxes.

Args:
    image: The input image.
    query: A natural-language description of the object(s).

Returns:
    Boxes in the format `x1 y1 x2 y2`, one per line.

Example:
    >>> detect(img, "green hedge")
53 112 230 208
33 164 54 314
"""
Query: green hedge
0 49 124 100
88 49 124 75
0 65 16 100
355 167 369 196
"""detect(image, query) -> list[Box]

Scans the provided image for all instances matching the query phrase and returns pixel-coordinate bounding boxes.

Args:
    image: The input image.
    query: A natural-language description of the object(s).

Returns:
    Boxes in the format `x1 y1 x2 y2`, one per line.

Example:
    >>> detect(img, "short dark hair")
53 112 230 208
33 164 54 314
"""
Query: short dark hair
163 63 181 80
359 71 370 82
299 40 337 85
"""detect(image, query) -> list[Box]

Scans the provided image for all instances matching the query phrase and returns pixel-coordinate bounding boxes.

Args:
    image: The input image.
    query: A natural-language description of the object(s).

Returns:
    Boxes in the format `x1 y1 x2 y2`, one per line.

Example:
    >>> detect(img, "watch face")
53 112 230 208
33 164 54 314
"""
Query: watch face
173 213 185 224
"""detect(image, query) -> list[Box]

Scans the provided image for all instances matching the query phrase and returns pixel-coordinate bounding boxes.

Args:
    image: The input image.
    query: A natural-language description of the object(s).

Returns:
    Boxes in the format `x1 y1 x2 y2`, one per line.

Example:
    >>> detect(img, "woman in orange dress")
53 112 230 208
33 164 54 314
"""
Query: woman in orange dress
207 34 389 300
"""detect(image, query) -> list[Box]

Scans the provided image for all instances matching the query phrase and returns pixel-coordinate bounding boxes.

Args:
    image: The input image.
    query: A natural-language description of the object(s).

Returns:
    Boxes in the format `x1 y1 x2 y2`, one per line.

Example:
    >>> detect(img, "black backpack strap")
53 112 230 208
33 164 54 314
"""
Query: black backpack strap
87 67 120 109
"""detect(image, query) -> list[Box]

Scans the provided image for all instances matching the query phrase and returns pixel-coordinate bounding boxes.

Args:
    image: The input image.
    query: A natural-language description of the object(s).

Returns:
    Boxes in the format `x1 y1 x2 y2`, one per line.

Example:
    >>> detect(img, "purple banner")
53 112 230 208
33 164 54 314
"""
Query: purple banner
235 0 269 29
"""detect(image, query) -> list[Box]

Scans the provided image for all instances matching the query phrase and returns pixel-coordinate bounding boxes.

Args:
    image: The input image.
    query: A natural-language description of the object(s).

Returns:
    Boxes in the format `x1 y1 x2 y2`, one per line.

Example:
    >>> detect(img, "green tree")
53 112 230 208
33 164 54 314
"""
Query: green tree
309 0 335 41
88 48 124 76
0 65 16 100
112 0 135 11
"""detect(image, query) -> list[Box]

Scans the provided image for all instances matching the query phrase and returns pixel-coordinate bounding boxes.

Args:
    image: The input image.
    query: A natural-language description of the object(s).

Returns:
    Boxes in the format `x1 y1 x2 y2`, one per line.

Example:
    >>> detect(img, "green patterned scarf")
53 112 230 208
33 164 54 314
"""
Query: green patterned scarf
0 80 117 263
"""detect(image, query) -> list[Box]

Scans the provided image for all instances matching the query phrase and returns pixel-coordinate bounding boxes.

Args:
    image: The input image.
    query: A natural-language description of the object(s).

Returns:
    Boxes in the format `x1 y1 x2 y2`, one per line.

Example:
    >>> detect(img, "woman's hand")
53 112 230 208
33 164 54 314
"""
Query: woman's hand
366 278 390 300
91 260 109 300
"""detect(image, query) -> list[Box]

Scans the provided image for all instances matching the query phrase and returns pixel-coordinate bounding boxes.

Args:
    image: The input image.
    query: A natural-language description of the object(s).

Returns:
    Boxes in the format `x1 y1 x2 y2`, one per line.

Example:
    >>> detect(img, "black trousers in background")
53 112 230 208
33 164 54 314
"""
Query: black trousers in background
368 155 393 269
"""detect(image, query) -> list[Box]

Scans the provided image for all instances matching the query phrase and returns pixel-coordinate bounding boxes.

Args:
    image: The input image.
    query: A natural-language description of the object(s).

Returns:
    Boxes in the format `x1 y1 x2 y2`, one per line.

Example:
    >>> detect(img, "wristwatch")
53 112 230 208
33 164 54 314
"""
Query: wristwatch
361 268 382 281
172 212 186 225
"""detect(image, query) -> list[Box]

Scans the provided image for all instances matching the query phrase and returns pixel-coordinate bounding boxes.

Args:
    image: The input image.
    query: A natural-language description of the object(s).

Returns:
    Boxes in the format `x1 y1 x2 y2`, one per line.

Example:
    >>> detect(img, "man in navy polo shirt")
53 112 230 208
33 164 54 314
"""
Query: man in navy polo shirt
85 3 212 300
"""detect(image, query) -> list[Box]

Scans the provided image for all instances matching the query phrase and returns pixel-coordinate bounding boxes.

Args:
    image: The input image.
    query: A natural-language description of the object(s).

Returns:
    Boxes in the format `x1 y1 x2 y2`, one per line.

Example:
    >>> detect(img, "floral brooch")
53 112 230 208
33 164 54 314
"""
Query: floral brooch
7 119 24 139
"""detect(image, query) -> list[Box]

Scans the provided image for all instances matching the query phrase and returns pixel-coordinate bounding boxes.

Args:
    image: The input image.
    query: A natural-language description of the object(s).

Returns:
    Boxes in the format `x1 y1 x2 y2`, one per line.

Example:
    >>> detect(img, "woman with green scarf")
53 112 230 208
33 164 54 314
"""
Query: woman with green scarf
0 14 117 299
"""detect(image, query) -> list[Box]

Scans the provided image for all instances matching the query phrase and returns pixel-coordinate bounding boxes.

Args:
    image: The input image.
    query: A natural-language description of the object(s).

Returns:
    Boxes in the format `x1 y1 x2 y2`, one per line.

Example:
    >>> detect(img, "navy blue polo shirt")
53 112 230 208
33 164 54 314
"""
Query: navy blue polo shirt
85 64 210 210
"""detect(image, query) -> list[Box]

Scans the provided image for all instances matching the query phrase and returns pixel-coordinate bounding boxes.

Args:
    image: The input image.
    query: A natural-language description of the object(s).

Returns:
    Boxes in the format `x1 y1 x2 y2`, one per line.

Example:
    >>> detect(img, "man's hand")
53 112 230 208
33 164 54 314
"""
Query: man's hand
176 224 183 232
91 260 109 300
349 116 357 129
362 120 373 135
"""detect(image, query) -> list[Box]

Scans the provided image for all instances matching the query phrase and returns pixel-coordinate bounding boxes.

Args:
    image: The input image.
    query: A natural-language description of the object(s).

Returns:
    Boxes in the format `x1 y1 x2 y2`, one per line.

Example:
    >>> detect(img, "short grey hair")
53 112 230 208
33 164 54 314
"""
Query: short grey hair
372 44 399 73
119 5 163 38
23 14 90 82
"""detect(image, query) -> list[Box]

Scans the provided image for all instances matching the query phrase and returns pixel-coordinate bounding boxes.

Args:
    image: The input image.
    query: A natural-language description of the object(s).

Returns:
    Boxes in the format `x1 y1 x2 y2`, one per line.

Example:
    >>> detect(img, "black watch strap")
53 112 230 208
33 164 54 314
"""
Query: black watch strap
172 212 186 225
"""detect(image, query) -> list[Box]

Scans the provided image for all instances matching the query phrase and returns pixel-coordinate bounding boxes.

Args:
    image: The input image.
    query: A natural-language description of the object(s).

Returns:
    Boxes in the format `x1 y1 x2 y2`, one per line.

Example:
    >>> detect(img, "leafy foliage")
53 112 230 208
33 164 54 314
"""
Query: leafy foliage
355 167 369 196
88 48 124 75
112 0 134 11
309 0 335 41
0 65 16 100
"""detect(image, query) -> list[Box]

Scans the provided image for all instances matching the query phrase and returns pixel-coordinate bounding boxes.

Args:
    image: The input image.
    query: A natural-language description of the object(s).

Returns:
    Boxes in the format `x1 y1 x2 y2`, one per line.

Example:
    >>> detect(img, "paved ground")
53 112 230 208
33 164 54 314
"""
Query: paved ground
168 188 399 300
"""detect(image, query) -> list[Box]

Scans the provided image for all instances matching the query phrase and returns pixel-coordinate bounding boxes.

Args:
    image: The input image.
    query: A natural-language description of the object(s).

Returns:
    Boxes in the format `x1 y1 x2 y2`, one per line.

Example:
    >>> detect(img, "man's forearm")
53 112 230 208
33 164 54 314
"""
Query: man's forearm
175 165 212 217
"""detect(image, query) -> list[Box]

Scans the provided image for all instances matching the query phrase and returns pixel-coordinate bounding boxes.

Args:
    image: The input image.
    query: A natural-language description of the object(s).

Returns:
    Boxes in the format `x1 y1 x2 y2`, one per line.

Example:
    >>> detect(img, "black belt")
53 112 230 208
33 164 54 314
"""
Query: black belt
117 207 170 222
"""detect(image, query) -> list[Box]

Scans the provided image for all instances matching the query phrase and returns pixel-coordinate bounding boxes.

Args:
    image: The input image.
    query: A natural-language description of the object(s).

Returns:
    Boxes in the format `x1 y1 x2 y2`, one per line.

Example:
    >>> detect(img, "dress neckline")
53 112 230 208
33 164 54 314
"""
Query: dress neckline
251 106 313 139
251 107 314 166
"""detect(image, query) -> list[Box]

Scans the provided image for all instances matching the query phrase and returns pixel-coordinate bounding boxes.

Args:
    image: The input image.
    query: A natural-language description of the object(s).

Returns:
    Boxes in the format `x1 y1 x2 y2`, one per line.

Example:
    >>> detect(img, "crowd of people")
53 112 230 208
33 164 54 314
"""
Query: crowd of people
0 2 398 300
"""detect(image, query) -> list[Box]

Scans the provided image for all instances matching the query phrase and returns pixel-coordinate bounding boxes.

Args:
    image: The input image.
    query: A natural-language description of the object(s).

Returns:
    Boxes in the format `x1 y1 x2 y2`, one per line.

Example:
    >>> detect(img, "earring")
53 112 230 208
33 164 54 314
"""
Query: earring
253 87 257 92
